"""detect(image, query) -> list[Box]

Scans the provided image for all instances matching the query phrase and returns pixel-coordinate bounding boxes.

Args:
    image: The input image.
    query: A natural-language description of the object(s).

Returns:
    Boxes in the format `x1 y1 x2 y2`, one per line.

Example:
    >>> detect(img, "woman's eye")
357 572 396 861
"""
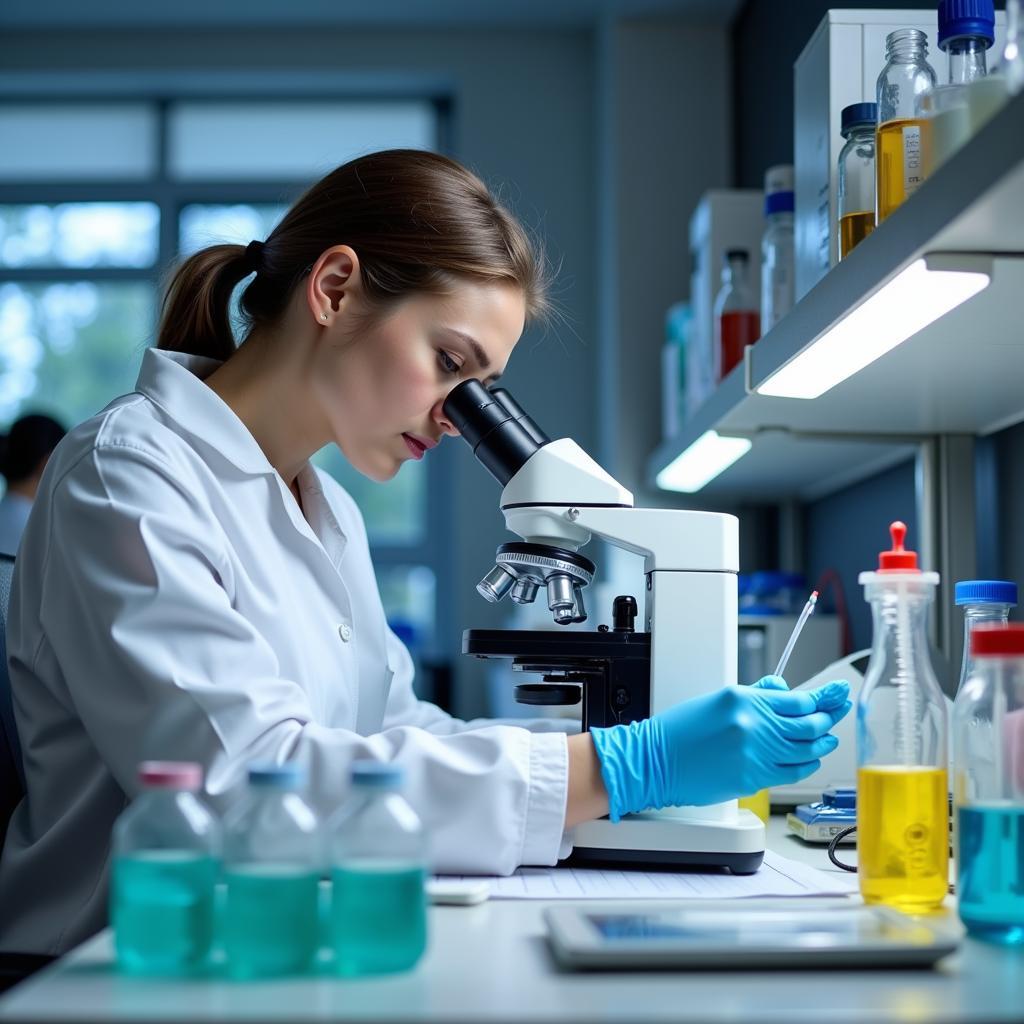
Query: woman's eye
438 351 460 375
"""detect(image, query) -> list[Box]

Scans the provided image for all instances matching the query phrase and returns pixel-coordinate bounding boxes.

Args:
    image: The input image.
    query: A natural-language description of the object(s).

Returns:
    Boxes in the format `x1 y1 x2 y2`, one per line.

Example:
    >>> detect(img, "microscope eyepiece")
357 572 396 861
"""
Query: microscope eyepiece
442 379 547 487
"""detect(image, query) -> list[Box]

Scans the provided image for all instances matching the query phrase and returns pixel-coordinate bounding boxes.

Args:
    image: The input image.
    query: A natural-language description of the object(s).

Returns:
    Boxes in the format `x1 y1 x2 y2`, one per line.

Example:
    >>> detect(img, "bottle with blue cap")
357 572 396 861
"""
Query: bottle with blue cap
954 579 1018 696
838 102 878 259
222 762 322 978
328 760 427 976
760 164 794 332
919 0 996 172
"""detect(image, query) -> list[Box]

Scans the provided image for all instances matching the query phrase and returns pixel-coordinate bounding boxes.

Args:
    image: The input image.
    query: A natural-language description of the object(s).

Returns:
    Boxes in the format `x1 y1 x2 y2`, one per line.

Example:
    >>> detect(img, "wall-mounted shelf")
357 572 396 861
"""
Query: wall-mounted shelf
648 92 1024 502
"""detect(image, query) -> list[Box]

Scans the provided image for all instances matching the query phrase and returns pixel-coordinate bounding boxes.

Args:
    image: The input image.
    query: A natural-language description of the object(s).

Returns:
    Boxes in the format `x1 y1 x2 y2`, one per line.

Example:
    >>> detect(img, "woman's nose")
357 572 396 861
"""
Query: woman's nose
433 403 460 438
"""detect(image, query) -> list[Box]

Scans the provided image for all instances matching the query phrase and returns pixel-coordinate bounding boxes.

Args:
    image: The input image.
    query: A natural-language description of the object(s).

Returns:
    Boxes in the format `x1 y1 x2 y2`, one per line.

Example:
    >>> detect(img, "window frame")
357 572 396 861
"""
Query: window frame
0 73 458 661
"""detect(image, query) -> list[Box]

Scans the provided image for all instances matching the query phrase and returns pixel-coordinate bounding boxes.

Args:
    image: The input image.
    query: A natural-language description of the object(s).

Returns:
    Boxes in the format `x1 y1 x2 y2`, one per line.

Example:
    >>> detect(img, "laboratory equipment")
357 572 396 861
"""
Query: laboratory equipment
787 787 858 844
446 380 766 874
775 591 819 679
837 102 877 259
857 522 948 913
687 191 762 410
544 901 958 970
954 580 1017 696
953 624 1024 945
329 761 427 976
739 591 818 824
760 169 795 333
919 0 995 174
222 762 321 978
875 28 937 222
110 761 220 977
794 9 1007 295
713 249 760 382
738 610 840 694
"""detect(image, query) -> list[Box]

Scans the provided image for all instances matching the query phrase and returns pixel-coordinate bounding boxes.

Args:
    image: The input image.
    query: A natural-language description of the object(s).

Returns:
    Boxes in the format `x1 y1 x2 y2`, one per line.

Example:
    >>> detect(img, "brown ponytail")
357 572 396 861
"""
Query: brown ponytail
157 150 550 360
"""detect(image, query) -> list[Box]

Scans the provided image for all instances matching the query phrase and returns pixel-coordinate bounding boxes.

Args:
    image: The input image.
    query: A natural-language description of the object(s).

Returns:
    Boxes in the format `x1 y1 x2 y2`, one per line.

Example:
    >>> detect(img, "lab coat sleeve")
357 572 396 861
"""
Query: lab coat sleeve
40 445 569 874
380 627 581 737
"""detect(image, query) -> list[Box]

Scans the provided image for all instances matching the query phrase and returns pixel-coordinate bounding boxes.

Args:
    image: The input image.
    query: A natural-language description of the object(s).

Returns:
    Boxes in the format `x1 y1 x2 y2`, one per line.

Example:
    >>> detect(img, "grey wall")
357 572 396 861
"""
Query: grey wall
0 25 597 717
804 459 918 654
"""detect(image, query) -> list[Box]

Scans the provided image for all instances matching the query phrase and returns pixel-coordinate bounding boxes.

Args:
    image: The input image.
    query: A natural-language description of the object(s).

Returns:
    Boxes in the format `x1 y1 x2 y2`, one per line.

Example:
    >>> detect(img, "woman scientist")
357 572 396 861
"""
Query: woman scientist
0 150 849 956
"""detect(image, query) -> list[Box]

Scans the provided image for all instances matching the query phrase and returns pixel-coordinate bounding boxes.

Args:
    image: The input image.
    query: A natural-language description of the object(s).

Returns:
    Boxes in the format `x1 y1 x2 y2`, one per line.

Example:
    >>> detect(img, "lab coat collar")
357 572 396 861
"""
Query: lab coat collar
135 347 278 477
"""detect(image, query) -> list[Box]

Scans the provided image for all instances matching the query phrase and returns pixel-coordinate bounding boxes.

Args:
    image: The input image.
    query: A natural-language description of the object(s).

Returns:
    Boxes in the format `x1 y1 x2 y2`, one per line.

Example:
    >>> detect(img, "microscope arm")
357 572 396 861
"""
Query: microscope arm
503 505 739 575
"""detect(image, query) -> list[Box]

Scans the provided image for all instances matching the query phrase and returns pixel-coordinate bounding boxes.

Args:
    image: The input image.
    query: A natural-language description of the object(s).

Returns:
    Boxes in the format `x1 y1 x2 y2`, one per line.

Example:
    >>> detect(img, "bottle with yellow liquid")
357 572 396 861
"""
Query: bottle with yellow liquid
875 29 937 222
857 521 948 913
837 102 877 259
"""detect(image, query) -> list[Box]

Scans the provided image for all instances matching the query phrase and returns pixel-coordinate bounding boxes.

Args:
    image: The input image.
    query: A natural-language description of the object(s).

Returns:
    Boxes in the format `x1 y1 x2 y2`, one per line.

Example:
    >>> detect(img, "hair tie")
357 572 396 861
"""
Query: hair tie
244 239 265 272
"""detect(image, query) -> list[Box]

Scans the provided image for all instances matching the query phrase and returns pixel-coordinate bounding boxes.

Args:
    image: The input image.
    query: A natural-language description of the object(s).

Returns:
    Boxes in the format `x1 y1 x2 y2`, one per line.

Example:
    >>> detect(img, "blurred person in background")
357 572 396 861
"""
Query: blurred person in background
0 414 67 556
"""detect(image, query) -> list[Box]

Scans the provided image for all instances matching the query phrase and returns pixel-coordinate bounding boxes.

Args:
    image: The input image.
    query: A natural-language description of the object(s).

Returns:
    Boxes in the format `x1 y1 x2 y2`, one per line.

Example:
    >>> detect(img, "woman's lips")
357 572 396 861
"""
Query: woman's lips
402 433 426 459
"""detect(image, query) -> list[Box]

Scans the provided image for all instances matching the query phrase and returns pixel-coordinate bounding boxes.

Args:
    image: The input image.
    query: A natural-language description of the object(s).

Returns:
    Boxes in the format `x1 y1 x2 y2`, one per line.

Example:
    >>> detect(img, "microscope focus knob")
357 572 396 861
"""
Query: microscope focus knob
612 595 638 633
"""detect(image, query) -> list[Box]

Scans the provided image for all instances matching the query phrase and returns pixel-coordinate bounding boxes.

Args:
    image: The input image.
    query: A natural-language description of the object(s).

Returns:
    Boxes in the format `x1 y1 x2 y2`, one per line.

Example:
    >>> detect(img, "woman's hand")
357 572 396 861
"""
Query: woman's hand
589 677 851 821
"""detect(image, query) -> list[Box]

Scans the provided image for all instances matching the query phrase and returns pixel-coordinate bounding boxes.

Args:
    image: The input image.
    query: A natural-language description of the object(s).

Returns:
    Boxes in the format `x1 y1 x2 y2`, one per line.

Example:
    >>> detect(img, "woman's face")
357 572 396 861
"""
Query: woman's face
315 281 526 482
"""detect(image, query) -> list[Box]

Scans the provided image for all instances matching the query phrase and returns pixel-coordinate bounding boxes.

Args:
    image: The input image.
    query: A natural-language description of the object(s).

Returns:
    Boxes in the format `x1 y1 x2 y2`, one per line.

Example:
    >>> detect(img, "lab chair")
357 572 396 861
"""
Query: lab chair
0 553 56 991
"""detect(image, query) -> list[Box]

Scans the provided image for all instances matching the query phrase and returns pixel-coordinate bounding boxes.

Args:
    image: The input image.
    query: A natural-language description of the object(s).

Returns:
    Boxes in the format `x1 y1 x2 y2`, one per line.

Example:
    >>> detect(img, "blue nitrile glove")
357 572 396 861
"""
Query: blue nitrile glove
590 676 851 821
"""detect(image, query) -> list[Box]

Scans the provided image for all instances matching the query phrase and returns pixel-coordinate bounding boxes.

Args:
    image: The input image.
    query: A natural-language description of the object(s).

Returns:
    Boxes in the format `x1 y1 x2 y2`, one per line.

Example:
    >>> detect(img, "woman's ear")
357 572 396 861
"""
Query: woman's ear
306 245 361 325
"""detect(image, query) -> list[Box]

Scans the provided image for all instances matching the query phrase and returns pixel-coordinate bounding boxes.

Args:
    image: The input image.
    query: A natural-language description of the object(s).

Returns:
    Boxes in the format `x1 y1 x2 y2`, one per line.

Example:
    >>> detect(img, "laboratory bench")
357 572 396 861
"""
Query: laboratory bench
1 817 1023 1024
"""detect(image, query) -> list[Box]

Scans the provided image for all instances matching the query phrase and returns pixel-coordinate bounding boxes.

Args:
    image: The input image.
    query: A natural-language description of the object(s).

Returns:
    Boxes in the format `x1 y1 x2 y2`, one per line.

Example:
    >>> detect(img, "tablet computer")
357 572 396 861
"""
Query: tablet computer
545 899 959 970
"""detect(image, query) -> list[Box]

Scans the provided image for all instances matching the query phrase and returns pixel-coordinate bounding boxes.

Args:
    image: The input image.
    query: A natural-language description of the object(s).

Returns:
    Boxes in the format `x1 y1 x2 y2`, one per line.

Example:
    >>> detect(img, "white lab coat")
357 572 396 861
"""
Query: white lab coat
0 348 573 956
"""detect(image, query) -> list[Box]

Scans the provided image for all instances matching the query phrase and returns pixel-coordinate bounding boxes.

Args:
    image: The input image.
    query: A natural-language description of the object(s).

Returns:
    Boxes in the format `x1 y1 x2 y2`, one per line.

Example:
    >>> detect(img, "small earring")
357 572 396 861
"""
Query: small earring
321 313 328 321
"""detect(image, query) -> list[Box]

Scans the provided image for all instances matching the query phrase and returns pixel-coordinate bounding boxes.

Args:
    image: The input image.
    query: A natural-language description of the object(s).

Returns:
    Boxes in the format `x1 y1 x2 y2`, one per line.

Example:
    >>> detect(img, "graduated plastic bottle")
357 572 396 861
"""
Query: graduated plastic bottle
837 103 877 259
857 522 948 912
329 761 427 976
919 0 995 174
875 29 938 222
953 624 1024 944
222 763 322 978
713 249 759 382
955 580 1018 695
111 762 220 976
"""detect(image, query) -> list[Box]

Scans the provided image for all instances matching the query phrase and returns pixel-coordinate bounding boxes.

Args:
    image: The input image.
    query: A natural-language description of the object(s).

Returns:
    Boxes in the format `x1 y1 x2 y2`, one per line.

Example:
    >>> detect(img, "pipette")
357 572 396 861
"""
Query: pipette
774 591 819 678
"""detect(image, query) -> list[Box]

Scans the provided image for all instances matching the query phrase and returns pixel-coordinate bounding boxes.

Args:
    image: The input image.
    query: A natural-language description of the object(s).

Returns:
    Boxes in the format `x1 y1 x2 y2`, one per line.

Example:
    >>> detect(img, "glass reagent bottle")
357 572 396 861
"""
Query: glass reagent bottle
222 762 322 979
329 760 428 976
111 761 221 976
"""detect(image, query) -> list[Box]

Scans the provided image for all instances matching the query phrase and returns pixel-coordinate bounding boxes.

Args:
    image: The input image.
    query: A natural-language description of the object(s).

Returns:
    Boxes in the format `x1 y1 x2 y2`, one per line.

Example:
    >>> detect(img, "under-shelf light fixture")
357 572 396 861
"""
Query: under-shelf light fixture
655 430 752 493
755 255 991 400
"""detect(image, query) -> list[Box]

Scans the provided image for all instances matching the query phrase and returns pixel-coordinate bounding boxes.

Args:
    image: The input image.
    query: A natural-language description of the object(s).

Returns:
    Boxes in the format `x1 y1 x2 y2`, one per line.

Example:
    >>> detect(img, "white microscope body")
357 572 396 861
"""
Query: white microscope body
498 437 765 867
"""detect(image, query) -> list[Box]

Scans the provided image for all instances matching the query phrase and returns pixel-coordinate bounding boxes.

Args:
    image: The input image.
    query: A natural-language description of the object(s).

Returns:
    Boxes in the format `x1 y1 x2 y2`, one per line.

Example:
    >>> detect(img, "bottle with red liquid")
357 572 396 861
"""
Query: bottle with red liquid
713 249 760 382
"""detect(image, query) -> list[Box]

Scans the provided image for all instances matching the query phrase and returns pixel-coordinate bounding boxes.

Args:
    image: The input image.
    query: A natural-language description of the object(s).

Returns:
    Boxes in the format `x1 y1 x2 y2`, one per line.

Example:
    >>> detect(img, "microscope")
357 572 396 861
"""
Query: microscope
443 380 765 874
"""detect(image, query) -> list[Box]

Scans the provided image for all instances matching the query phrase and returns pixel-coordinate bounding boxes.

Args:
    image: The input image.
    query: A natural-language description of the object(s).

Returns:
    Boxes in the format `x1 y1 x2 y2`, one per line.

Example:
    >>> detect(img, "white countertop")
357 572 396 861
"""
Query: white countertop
2 818 1022 1024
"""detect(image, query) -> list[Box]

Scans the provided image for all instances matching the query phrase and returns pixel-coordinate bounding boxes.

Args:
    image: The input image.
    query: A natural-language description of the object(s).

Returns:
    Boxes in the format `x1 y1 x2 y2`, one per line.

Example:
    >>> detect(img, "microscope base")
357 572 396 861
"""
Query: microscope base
565 810 766 875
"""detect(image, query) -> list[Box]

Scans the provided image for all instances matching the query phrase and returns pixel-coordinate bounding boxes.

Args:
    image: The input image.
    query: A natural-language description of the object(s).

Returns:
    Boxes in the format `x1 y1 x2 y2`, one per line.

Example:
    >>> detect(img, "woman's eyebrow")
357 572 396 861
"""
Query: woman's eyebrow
442 329 501 384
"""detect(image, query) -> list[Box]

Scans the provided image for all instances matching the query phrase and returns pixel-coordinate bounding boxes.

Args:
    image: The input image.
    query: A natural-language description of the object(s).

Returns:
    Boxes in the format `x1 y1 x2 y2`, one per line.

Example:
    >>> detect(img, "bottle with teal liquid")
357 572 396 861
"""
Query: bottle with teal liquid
111 761 221 976
329 761 427 976
953 622 1024 945
222 762 322 978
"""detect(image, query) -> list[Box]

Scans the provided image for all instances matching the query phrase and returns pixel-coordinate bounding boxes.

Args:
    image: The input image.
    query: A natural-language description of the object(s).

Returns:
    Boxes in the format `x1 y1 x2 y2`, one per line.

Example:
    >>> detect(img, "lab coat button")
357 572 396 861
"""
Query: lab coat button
338 623 353 642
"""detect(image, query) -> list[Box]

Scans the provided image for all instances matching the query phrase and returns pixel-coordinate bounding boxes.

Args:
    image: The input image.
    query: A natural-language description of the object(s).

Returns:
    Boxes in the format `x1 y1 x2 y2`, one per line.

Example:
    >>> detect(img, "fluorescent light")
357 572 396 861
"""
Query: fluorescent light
756 258 991 400
656 430 752 492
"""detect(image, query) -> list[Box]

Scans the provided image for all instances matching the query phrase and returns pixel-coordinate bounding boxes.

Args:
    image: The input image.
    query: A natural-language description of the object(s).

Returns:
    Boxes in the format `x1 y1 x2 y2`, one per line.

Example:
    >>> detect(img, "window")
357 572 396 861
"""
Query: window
0 89 449 671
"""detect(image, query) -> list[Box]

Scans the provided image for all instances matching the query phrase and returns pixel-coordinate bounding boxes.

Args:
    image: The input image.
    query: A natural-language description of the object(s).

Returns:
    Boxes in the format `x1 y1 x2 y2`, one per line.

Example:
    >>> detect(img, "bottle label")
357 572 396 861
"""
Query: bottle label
903 125 923 197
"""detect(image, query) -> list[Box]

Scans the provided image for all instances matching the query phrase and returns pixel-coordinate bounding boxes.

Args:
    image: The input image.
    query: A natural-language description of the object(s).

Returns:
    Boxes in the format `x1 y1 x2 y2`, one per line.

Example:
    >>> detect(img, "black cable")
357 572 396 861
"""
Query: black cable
827 825 858 871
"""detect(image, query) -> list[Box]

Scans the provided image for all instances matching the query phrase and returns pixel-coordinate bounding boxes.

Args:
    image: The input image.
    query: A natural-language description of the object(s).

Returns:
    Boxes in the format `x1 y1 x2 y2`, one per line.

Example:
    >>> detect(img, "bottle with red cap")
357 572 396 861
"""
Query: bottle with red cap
111 761 221 975
953 623 1024 944
857 521 948 912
